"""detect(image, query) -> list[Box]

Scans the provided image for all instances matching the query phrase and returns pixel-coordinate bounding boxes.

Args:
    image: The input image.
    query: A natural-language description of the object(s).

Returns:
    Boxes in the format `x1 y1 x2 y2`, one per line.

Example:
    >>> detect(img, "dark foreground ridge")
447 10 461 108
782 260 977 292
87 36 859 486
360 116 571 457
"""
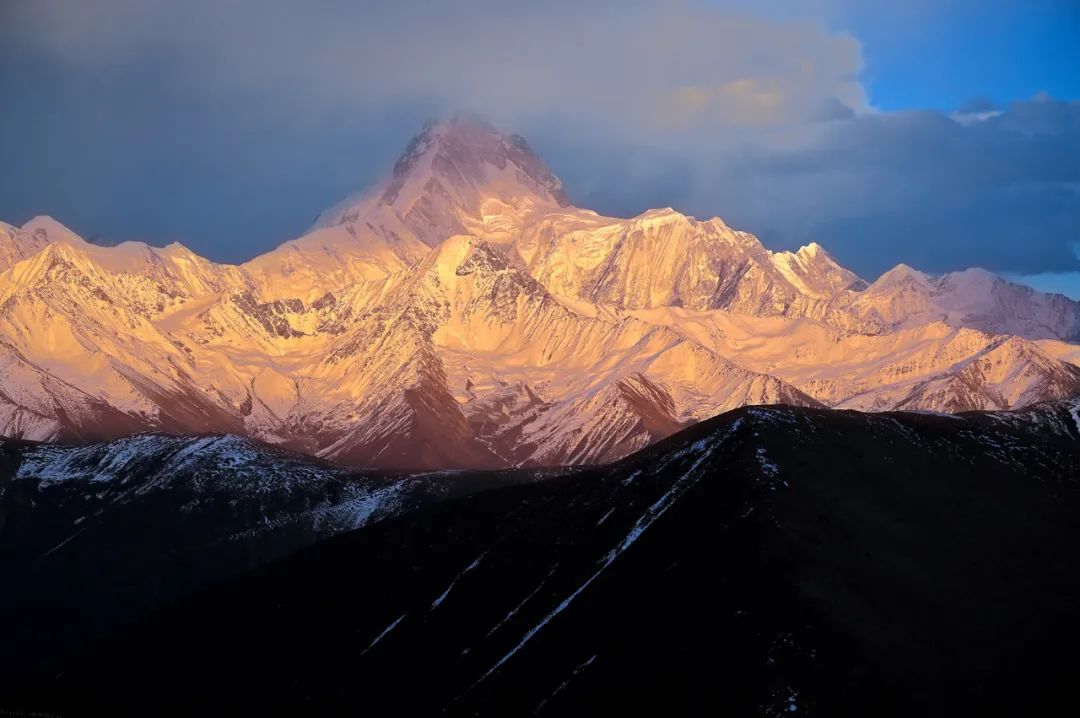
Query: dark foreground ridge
0 433 541 687
8 402 1080 716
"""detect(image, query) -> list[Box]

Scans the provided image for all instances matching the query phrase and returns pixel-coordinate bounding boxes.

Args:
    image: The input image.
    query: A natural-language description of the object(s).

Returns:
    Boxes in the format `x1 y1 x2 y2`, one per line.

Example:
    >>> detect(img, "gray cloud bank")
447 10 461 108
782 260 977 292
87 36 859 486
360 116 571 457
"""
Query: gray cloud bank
2 0 866 132
639 95 1080 279
1 0 1077 283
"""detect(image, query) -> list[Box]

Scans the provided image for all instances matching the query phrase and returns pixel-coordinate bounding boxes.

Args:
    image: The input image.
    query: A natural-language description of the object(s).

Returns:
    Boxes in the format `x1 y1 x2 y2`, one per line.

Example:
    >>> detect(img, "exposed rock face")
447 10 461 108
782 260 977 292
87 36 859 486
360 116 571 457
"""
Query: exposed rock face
1 118 1078 468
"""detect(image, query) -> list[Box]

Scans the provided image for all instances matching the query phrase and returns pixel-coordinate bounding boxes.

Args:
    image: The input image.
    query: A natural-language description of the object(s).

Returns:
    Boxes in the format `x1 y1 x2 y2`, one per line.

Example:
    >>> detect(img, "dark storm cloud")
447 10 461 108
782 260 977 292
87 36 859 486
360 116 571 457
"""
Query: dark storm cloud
521 94 1080 281
682 95 1080 279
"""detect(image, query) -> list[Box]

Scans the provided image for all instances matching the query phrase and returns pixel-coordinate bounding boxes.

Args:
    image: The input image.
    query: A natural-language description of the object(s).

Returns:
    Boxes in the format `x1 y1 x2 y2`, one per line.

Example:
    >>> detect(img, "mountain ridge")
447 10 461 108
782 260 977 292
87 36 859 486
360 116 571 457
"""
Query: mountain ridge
2 118 1079 467
13 397 1080 716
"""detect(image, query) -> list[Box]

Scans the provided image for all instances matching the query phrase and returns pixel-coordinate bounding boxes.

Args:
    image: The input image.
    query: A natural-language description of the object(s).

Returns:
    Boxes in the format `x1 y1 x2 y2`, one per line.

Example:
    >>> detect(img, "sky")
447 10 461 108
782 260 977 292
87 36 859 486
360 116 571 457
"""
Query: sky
0 0 1078 294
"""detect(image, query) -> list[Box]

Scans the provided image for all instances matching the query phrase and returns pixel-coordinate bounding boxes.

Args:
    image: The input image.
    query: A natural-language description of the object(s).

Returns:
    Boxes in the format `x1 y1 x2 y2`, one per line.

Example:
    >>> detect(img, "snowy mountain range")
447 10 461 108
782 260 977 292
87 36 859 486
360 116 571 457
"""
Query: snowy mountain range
2 117 1079 469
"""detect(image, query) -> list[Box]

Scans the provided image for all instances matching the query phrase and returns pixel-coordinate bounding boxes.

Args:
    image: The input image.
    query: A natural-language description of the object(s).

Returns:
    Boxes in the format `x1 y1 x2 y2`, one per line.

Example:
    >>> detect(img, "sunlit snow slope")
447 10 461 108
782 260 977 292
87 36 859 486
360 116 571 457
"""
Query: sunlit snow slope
2 118 1079 468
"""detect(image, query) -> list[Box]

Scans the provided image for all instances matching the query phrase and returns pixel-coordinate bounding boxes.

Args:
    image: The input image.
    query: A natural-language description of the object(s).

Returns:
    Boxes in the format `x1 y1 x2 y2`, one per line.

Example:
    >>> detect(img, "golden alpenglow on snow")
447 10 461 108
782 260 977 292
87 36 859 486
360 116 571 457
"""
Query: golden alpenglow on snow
2 119 1079 468
3 3 1080 715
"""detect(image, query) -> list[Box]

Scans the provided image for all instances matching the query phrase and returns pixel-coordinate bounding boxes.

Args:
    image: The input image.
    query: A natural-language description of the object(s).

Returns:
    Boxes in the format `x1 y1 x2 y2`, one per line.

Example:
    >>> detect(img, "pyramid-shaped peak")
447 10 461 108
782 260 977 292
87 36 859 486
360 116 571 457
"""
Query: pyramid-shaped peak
386 116 568 204
21 215 84 243
875 263 931 287
389 117 509 180
313 118 570 232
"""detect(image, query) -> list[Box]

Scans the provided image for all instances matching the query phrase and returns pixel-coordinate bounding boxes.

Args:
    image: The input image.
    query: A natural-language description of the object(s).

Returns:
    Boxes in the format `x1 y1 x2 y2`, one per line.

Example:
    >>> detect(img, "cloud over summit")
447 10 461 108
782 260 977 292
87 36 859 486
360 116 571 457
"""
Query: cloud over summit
4 0 866 135
1 0 1078 288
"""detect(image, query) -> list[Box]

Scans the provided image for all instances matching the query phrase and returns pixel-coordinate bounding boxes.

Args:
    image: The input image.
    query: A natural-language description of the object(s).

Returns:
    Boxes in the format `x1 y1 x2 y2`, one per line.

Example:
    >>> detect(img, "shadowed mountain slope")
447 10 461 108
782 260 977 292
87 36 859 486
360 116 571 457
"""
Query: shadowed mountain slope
16 400 1080 717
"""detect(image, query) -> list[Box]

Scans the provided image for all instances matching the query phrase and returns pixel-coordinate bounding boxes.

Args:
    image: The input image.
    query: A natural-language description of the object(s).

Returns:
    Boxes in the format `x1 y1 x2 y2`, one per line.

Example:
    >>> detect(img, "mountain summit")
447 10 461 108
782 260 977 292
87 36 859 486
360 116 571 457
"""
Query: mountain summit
1 119 1079 468
312 118 569 244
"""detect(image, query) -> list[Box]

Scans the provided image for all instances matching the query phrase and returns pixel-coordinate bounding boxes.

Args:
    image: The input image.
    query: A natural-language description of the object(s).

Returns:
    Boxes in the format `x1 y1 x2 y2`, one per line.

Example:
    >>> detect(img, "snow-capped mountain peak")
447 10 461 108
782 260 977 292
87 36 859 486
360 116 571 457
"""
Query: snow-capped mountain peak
312 117 569 240
770 241 866 299
873 263 931 288
853 262 1080 340
0 216 77 274
1 118 1079 468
